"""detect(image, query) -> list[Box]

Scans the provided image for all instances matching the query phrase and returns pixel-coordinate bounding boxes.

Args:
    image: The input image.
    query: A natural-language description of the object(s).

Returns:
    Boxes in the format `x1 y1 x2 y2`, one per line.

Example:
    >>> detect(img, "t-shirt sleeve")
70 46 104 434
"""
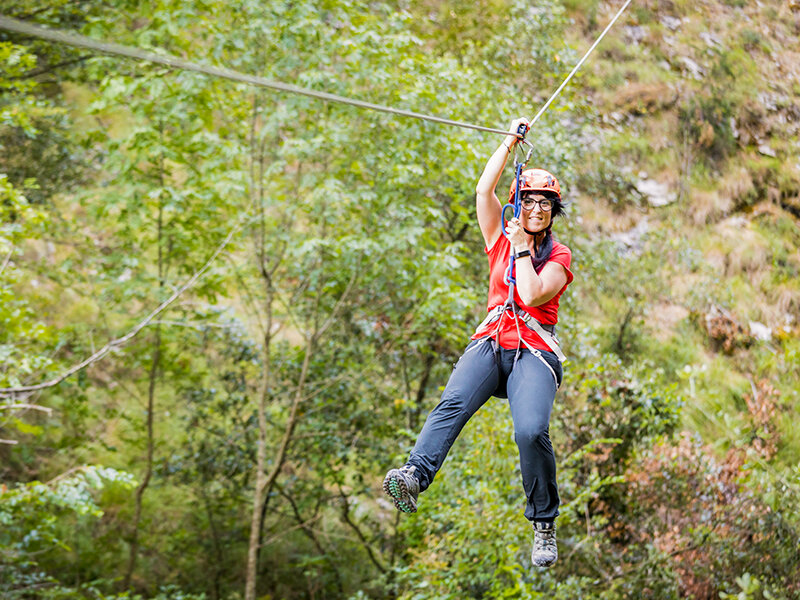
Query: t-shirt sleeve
485 234 509 261
549 243 574 286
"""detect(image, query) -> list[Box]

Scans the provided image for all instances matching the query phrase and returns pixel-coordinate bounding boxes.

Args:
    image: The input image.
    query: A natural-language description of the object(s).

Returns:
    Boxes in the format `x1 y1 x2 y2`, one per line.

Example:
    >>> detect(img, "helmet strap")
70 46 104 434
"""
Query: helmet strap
525 226 552 255
523 226 550 238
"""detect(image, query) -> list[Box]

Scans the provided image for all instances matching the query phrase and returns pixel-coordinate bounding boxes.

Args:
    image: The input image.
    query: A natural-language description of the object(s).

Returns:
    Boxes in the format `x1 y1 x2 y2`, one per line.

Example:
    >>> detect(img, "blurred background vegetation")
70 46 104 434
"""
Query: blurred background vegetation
1 0 799 598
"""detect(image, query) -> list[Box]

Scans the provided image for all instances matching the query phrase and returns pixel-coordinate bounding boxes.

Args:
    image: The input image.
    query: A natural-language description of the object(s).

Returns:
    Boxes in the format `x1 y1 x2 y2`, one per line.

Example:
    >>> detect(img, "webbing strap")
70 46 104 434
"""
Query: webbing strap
520 314 566 363
474 304 565 362
518 338 560 390
474 305 553 335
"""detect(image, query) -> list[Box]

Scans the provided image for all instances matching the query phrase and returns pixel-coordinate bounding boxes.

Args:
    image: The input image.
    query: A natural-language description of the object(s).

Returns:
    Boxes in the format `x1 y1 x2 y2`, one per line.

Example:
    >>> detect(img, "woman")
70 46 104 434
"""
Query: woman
382 117 573 568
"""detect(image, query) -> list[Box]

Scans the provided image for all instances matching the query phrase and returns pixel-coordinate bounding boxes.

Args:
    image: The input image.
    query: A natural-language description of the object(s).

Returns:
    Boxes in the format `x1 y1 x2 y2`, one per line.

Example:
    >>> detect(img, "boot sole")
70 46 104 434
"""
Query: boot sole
532 556 557 568
382 470 417 513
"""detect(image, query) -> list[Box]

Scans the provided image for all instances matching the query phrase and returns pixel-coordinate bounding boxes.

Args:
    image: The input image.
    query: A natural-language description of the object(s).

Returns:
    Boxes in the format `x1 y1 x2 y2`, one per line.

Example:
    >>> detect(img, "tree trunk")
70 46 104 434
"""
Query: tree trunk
244 332 271 600
245 97 274 600
124 147 167 590
200 487 224 600
123 322 160 589
410 352 435 432
246 332 313 600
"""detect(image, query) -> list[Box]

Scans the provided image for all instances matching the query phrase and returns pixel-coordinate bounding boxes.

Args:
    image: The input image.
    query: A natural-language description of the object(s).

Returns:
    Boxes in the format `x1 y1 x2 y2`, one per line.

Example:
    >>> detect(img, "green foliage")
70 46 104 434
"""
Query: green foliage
574 151 644 209
2 0 799 598
739 28 771 54
678 46 759 168
570 231 676 362
0 41 85 202
0 42 60 387
0 466 136 599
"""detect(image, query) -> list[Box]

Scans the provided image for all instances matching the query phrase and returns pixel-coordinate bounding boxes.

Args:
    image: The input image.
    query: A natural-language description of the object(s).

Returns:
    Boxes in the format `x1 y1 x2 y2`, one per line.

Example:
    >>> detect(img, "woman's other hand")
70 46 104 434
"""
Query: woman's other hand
506 217 528 251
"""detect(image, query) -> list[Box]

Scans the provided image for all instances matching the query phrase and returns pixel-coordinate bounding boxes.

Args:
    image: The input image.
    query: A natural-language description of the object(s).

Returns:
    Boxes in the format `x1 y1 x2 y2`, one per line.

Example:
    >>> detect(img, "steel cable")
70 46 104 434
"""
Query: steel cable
0 15 512 137
527 0 633 129
0 2 633 139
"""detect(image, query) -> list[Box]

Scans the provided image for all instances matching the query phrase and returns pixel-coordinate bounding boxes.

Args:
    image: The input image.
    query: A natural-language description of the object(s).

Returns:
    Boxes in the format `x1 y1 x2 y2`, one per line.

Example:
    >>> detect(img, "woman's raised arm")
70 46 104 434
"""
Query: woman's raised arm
475 118 529 248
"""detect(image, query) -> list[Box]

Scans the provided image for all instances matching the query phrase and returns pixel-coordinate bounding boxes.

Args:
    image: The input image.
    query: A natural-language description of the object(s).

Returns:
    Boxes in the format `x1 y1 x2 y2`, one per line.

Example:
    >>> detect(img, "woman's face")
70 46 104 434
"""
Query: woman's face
520 193 553 233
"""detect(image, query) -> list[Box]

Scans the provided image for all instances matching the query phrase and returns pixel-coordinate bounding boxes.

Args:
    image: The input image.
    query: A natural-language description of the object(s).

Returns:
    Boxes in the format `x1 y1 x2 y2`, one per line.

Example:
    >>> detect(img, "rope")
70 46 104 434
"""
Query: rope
527 0 633 129
0 1 633 138
0 15 512 137
502 162 524 287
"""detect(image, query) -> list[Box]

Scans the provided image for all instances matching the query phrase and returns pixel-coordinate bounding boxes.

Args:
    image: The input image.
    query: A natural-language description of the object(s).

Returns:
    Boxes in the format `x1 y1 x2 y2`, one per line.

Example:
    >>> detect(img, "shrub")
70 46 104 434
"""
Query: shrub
0 467 136 600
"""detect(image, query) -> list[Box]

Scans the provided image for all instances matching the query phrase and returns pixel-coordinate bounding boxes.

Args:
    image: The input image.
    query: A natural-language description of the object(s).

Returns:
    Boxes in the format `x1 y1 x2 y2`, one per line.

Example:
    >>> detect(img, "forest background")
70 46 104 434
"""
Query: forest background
1 0 799 599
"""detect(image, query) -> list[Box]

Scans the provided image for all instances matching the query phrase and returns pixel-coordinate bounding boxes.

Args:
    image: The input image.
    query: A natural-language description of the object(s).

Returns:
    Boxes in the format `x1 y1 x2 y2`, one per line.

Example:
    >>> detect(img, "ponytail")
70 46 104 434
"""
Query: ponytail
532 228 554 273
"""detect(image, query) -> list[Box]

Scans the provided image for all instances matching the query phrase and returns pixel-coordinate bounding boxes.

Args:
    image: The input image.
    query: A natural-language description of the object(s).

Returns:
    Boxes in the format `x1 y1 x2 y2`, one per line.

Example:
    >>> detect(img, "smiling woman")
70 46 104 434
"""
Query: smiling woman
383 117 573 570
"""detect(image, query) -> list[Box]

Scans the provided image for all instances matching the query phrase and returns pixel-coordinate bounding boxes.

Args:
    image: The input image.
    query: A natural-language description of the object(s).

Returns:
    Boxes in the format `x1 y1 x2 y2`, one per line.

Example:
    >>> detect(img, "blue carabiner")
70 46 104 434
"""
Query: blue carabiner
502 162 525 242
502 124 529 287
504 256 516 286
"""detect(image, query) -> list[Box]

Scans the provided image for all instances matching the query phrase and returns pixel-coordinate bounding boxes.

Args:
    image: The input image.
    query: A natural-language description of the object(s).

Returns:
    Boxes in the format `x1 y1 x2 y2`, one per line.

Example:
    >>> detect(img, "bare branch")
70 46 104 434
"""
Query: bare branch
10 54 92 79
337 484 387 574
314 265 360 342
0 224 242 398
224 253 266 336
150 319 236 331
299 372 352 404
275 289 304 335
260 513 322 548
0 403 53 414
269 238 288 280
0 249 13 277
45 466 87 486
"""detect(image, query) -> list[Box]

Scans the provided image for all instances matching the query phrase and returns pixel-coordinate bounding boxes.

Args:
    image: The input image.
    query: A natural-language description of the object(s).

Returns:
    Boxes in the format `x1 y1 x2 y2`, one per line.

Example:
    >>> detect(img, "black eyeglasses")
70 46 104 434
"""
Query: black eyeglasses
520 195 554 212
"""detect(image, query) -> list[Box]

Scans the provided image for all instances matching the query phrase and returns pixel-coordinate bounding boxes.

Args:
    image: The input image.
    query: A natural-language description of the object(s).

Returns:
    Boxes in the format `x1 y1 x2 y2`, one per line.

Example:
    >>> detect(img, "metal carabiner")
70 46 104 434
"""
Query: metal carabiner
501 160 525 243
503 123 532 285
511 122 534 169
513 140 535 169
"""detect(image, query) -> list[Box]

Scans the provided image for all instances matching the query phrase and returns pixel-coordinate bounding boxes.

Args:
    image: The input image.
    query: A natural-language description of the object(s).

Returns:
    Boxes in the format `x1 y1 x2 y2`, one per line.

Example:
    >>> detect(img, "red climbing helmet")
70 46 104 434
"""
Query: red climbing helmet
508 168 561 203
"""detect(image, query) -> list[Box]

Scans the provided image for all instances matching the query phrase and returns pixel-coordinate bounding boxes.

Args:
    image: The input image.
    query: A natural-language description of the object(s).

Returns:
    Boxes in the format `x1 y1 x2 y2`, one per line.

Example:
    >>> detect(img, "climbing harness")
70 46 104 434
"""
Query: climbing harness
475 304 566 363
473 0 636 367
482 124 567 367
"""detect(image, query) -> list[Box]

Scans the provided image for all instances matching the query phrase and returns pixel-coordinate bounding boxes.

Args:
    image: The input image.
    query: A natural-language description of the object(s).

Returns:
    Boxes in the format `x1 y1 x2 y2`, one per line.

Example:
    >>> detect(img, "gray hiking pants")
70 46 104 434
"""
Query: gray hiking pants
407 336 562 522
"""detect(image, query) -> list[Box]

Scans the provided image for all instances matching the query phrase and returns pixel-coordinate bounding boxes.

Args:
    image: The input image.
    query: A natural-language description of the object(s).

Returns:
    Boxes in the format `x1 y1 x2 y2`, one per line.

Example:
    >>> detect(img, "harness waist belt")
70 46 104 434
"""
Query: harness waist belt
474 304 566 363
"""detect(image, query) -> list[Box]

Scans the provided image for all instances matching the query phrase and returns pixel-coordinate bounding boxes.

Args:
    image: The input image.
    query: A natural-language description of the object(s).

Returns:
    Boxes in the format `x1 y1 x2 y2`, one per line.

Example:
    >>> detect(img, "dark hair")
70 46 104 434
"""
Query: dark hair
531 196 566 272
532 231 553 272
545 193 566 219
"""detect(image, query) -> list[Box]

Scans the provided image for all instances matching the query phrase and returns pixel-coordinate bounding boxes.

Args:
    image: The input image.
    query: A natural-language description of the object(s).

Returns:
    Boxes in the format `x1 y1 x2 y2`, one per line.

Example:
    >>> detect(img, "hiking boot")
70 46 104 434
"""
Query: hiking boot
531 521 557 568
382 465 420 513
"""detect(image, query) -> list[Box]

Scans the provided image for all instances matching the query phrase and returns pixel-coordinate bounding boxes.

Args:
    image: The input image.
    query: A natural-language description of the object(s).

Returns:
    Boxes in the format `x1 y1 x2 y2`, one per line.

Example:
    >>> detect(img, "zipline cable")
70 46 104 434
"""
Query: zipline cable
0 15 512 137
526 0 633 129
0 2 633 139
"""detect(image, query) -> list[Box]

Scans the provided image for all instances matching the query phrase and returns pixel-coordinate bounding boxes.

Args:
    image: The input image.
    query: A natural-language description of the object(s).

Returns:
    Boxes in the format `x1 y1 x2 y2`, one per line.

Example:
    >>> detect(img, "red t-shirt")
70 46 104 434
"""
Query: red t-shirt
471 234 574 351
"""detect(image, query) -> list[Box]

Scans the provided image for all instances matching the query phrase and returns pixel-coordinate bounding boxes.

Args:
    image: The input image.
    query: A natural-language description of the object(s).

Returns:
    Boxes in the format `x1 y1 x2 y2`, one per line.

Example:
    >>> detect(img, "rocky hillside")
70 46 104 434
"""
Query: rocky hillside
568 0 799 462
